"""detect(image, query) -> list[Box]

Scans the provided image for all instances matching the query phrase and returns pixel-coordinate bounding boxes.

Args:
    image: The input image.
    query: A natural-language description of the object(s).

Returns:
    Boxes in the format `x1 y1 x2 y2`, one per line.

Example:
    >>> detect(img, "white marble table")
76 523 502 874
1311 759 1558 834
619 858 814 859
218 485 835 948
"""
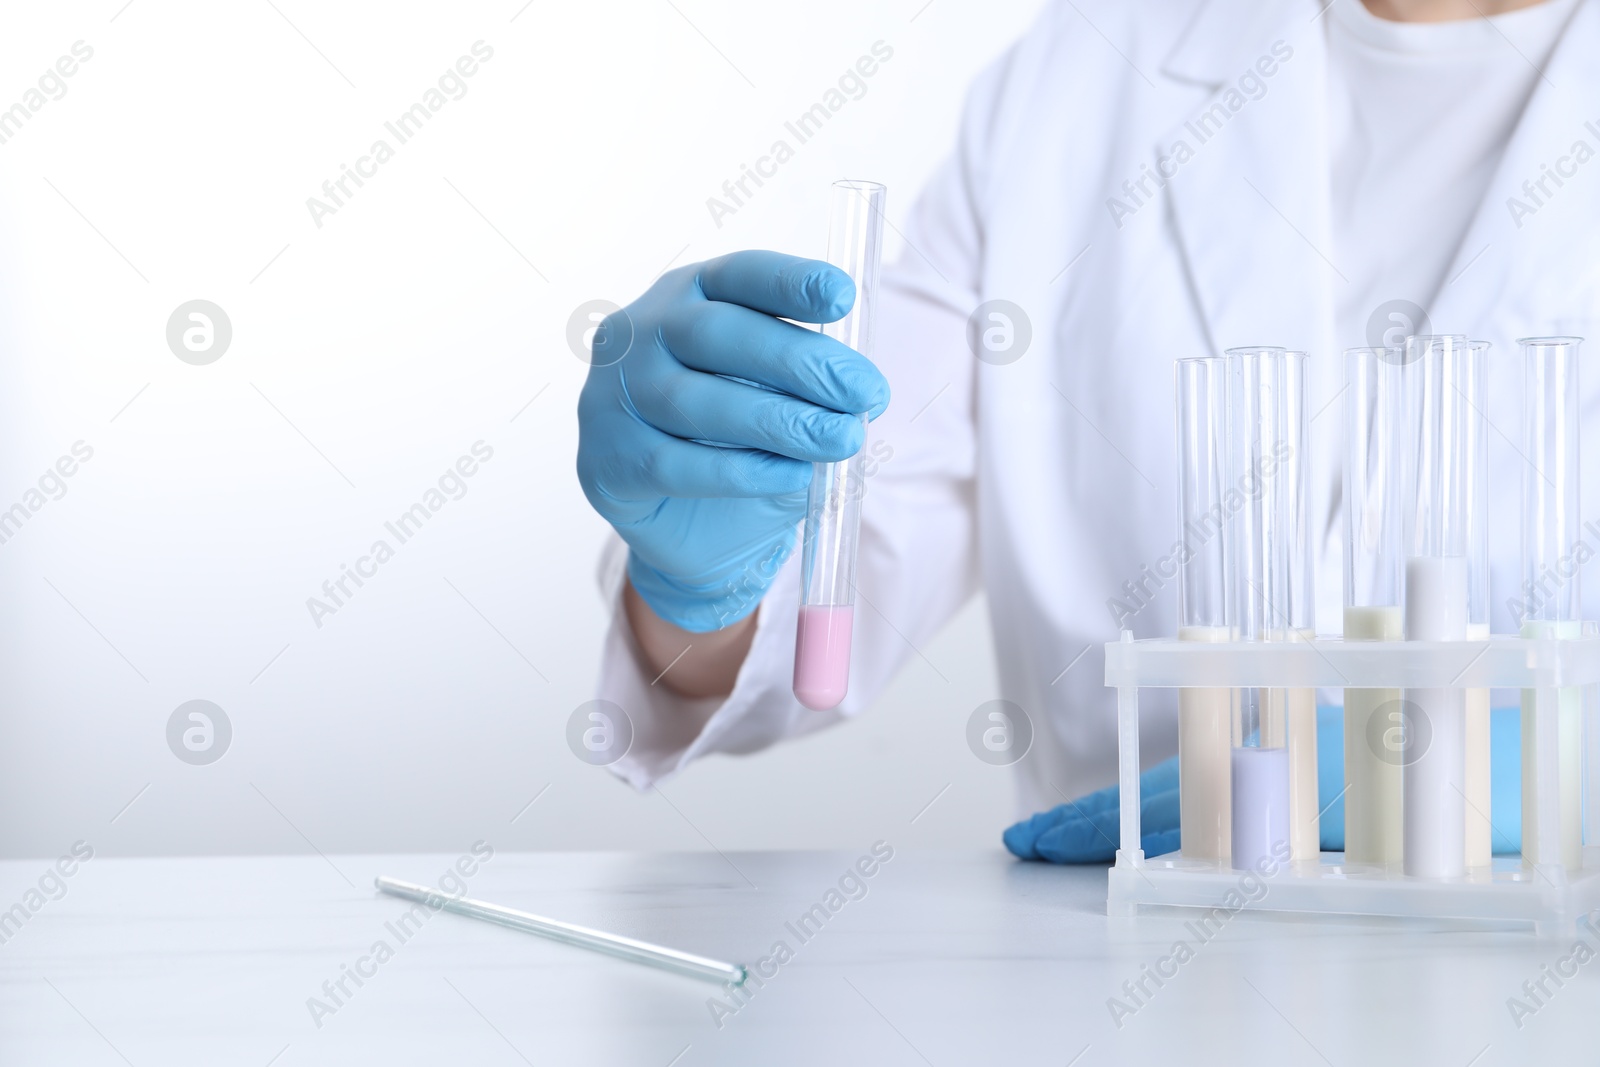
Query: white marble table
1 849 1595 1065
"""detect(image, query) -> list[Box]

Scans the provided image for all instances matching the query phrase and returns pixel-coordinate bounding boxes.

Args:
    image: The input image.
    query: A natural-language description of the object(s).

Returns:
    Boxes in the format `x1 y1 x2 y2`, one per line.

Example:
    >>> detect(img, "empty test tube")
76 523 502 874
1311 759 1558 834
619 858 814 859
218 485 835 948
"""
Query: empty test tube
1175 355 1233 863
1401 334 1473 879
793 180 886 711
1342 347 1405 867
1519 336 1584 871
374 877 746 986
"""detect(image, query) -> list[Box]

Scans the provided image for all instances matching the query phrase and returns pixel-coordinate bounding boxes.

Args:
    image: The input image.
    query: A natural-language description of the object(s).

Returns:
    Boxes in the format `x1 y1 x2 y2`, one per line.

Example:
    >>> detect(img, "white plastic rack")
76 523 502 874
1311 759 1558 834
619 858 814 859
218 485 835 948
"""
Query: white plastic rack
1105 631 1600 936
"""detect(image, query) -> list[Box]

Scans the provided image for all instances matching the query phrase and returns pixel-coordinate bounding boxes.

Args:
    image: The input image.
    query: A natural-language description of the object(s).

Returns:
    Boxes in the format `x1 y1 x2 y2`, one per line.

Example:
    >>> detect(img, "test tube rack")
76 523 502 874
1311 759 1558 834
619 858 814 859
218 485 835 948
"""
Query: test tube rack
1105 630 1600 937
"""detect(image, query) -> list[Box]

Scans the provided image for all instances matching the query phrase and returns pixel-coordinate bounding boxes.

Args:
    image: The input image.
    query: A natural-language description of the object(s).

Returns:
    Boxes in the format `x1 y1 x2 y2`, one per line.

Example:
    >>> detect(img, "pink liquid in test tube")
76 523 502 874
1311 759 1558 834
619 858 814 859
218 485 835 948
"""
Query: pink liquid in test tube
793 180 885 712
793 605 854 711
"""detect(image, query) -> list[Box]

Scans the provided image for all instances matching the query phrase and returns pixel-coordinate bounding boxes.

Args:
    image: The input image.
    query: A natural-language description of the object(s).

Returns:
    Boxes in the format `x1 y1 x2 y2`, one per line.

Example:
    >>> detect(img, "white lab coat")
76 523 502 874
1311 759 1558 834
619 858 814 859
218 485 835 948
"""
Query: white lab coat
597 0 1600 817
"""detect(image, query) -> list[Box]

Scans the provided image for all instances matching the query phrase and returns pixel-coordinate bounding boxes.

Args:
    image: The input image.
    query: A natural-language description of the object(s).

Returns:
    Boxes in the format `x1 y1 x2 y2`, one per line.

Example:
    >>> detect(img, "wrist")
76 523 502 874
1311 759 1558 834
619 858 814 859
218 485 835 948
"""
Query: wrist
623 577 759 698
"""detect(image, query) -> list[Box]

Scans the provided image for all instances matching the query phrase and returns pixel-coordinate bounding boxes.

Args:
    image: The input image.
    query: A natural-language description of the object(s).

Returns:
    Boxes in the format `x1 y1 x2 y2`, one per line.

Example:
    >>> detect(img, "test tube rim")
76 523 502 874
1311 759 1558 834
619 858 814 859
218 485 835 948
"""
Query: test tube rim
832 178 887 194
1516 335 1584 345
1403 335 1471 365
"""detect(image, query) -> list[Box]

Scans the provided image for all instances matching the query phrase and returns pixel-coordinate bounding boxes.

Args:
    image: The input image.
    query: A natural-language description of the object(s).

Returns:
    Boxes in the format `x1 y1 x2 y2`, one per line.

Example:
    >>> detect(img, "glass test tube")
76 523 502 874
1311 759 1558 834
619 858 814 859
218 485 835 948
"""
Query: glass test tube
1461 341 1493 870
1342 347 1406 867
1175 355 1233 863
1280 351 1319 862
1401 334 1473 879
1586 620 1600 861
1519 336 1584 870
792 180 886 712
1225 347 1303 871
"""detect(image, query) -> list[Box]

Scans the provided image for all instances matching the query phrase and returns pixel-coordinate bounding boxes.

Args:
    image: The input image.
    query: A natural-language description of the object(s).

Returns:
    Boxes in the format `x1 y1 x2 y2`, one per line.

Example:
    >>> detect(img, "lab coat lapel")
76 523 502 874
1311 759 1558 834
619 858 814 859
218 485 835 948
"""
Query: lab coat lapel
1162 2 1335 356
1426 0 1600 335
1423 0 1600 632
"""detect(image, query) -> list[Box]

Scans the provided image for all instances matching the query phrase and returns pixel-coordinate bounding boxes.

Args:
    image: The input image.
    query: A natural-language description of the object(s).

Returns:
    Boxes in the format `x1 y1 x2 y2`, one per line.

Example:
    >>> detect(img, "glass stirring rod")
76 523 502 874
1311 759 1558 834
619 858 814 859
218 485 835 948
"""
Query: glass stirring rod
792 180 886 711
374 877 747 986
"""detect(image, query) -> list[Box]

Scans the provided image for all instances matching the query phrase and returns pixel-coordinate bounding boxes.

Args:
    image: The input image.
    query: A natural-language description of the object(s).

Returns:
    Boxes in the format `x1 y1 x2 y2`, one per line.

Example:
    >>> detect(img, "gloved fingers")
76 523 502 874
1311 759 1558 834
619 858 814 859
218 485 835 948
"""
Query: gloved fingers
626 367 866 463
1006 771 1183 865
1001 809 1054 860
1036 789 1175 863
695 251 855 323
1032 803 1120 864
1142 826 1182 858
1004 809 1081 857
1008 794 1120 864
1065 757 1177 823
596 428 811 502
1140 785 1180 833
661 301 889 418
1143 755 1180 797
1004 804 1094 860
1041 778 1119 823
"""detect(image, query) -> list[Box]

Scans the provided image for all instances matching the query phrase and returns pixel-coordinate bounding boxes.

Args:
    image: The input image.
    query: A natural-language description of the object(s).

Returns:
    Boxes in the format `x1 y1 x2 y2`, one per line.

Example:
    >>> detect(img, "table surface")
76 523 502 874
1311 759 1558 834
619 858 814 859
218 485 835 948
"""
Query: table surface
2 848 1595 1066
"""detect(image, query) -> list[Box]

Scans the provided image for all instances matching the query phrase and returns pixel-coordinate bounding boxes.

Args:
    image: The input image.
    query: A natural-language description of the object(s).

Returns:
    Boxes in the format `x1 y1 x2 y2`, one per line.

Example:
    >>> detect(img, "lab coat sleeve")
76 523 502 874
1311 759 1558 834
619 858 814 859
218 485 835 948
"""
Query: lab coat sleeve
593 46 1011 790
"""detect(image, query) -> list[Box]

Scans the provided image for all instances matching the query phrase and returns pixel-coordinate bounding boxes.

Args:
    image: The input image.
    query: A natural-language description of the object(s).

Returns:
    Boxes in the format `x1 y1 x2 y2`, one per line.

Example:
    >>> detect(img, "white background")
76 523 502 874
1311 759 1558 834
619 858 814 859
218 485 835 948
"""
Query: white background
0 0 1047 858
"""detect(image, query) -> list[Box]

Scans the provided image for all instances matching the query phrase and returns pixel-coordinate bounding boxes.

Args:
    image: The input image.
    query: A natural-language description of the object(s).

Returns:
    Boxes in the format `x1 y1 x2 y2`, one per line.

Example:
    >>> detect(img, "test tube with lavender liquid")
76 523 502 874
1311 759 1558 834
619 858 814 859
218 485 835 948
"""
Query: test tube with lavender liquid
1225 347 1310 870
792 181 885 711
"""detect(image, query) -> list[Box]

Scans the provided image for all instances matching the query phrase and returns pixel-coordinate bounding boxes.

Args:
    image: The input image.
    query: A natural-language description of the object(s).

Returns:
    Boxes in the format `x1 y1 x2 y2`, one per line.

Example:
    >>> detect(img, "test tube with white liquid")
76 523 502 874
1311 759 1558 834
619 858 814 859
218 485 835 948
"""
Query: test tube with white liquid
1175 355 1233 863
1401 335 1473 879
1225 347 1309 869
792 181 885 711
1519 336 1584 871
1342 347 1405 867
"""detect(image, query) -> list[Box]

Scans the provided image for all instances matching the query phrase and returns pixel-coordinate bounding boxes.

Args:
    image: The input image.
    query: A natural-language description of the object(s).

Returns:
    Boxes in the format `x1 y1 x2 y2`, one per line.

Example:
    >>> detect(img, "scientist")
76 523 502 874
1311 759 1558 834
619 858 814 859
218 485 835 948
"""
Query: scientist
576 0 1598 860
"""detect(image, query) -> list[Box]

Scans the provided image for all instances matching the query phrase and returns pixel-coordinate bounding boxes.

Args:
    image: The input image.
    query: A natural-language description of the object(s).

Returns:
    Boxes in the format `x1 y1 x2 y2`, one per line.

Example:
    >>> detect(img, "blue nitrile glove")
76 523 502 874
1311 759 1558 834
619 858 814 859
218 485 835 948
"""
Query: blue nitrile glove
1006 705 1524 863
1315 703 1345 851
576 251 890 633
1003 759 1182 863
1490 706 1522 854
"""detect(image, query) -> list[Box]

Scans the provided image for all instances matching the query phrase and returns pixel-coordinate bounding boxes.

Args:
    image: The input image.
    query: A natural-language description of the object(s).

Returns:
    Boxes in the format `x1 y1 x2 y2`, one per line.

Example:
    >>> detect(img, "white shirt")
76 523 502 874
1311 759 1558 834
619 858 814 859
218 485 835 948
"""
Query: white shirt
593 0 1600 815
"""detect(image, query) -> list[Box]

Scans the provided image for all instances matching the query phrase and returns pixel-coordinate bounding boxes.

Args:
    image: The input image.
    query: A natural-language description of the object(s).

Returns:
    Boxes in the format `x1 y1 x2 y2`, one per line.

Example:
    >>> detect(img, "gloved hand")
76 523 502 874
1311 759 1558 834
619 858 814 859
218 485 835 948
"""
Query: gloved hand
1003 758 1181 863
1007 709 1344 863
577 251 890 633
